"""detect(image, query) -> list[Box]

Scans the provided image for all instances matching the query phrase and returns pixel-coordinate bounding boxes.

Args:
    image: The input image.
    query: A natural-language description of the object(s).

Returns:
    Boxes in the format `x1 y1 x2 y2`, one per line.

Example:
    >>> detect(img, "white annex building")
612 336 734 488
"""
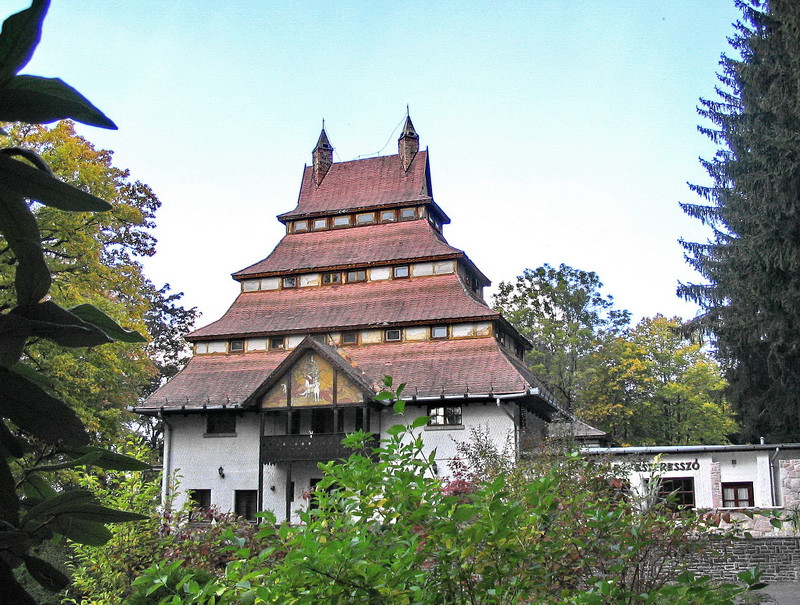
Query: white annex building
136 119 562 522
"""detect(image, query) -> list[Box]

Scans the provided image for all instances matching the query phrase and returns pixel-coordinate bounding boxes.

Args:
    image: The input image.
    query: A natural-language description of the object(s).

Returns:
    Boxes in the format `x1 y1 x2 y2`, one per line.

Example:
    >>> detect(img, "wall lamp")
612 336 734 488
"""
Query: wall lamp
218 466 225 478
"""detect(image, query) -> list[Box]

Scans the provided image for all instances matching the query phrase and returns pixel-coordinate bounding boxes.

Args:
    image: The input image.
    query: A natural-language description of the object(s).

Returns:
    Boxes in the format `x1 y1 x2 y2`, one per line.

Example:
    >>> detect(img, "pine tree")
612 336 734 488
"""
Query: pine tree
679 0 800 442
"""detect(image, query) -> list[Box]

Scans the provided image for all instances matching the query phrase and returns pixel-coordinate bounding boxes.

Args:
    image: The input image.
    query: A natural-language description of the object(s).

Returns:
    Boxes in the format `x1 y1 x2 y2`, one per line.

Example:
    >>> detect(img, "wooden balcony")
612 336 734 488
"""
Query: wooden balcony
261 432 379 464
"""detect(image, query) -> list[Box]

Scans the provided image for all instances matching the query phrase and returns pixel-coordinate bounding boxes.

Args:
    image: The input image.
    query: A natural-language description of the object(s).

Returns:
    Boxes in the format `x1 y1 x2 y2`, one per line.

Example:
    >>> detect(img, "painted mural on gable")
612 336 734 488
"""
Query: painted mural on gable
261 351 365 408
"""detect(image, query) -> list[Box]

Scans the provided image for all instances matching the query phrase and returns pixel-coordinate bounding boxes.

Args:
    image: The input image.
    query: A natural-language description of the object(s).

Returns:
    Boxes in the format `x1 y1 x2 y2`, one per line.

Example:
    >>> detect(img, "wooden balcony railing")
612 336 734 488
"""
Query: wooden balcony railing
261 432 379 464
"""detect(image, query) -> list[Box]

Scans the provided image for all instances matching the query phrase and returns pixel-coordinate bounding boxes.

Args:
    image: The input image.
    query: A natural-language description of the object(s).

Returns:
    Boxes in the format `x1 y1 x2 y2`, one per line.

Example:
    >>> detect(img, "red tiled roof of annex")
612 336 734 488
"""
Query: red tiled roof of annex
141 351 290 408
234 220 461 278
278 152 431 220
189 273 497 340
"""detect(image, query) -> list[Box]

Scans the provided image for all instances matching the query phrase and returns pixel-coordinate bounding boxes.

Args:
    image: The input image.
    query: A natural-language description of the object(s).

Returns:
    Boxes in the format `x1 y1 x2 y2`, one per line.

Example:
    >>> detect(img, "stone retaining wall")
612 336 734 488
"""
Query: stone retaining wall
685 537 800 582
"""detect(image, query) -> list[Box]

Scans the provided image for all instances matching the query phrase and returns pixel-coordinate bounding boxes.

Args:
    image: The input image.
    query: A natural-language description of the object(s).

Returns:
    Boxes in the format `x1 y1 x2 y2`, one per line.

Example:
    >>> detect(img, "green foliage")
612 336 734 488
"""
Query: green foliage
580 316 736 445
493 263 630 411
679 0 800 442
0 2 152 600
132 405 760 604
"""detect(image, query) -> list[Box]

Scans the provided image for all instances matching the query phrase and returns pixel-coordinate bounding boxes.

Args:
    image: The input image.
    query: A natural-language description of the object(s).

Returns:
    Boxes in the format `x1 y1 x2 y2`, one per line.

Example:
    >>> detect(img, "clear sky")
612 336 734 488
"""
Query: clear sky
11 1 743 326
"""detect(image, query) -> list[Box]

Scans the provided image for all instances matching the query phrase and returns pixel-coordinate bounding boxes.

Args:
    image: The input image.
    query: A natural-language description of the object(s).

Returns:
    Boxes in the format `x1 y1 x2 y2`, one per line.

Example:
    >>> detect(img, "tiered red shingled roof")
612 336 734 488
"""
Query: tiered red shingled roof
278 152 449 222
233 220 461 279
188 273 497 340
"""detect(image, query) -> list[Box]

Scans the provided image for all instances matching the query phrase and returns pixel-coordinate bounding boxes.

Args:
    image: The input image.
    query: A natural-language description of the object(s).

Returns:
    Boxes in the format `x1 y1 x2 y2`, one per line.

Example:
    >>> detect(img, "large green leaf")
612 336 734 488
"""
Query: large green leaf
21 489 95 524
63 445 151 471
0 559 36 605
56 504 147 524
0 457 19 524
0 368 88 446
69 304 147 343
0 529 29 556
0 152 111 211
50 515 112 546
21 474 57 501
13 301 112 347
22 554 69 592
0 315 27 368
0 75 116 129
0 184 39 241
0 0 48 83
12 237 50 305
0 418 25 458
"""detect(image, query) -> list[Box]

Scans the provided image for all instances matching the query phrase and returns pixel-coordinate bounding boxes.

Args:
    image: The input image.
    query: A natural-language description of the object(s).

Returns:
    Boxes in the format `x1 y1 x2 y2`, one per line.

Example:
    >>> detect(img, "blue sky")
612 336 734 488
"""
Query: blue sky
12 1 742 325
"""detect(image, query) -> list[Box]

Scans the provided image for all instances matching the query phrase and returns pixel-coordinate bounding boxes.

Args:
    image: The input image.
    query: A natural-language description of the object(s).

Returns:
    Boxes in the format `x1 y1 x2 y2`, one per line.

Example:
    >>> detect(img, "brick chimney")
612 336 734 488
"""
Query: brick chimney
312 127 333 186
398 116 419 172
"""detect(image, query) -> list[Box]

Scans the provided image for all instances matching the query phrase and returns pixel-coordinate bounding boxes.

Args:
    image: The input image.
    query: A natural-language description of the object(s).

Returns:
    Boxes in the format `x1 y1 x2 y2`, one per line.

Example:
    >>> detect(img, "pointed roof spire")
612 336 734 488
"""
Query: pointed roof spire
312 123 333 186
398 113 419 172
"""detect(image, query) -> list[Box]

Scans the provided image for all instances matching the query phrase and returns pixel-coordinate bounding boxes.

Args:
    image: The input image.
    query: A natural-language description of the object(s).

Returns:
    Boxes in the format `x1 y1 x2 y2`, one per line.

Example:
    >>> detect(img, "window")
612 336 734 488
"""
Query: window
282 276 297 289
312 217 328 230
235 490 258 521
229 339 244 352
428 405 462 426
294 220 308 233
322 272 342 284
188 489 211 510
270 337 285 350
206 414 236 435
393 265 409 279
385 329 401 342
722 482 754 507
311 409 334 434
332 215 350 227
341 331 358 345
380 209 397 222
431 326 448 339
346 270 366 283
355 213 375 225
658 477 695 509
399 207 416 221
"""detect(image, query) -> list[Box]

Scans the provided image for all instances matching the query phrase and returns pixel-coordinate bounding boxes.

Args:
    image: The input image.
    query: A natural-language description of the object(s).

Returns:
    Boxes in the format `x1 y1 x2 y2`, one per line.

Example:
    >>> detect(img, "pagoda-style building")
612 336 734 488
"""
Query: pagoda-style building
137 118 561 522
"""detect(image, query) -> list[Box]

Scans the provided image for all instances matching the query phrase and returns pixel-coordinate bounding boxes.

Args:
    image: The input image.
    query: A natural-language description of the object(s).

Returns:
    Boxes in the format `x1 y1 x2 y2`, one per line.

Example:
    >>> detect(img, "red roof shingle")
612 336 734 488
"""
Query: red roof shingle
188 273 497 340
278 152 443 220
233 220 462 278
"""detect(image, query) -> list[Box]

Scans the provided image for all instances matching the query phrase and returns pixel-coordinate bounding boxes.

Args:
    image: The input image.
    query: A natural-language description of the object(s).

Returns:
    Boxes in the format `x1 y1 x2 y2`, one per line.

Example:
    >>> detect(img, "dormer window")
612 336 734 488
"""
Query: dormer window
332 215 350 228
229 340 244 352
431 326 448 339
341 331 358 345
380 209 397 222
385 329 401 342
322 272 342 285
294 220 308 233
399 207 416 221
355 213 375 225
270 337 285 350
346 270 366 283
393 266 409 279
312 218 328 230
282 277 297 289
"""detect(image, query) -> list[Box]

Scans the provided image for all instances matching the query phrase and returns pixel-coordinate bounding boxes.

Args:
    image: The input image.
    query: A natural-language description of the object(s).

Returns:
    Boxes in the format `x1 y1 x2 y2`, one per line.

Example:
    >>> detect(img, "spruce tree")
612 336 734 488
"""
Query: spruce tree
680 0 800 442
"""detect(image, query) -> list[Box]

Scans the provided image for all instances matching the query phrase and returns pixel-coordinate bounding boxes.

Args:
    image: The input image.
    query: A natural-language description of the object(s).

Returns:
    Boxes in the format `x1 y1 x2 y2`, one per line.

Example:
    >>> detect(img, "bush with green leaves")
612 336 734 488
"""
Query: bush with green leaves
131 386 764 604
0 1 151 601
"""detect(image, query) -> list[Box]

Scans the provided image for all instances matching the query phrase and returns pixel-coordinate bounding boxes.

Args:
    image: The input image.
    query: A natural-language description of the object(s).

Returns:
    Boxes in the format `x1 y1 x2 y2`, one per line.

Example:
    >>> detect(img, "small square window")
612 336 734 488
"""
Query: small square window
235 490 258 521
207 414 236 435
332 215 351 227
323 272 341 284
355 213 375 225
658 477 695 509
341 331 358 345
431 326 448 339
294 220 308 233
282 277 297 289
393 266 409 279
722 482 754 507
230 340 244 352
312 218 328 230
399 208 416 220
188 489 211 510
380 209 397 222
385 329 401 342
270 337 285 350
428 405 462 426
346 270 366 283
